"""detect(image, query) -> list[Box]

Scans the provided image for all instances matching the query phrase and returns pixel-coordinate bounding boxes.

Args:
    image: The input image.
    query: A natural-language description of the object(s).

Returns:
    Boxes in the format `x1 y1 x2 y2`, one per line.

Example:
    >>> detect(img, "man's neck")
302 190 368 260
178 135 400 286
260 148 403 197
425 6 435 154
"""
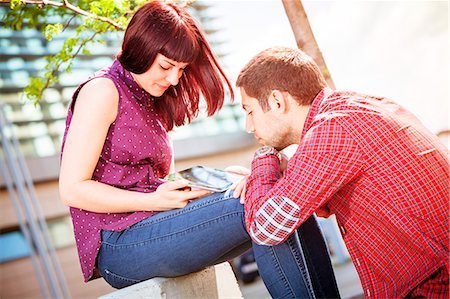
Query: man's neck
289 105 311 142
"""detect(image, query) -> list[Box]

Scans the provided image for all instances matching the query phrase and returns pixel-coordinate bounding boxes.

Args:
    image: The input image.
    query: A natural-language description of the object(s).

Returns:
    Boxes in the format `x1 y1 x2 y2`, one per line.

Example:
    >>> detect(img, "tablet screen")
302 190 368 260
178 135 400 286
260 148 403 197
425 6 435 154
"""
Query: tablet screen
176 165 242 192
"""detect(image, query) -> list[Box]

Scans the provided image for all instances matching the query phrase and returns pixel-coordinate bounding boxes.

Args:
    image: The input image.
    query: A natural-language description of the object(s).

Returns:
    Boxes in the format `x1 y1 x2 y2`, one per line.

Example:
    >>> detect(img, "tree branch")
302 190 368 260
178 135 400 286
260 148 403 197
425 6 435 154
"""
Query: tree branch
62 13 76 31
36 30 101 101
1 0 126 30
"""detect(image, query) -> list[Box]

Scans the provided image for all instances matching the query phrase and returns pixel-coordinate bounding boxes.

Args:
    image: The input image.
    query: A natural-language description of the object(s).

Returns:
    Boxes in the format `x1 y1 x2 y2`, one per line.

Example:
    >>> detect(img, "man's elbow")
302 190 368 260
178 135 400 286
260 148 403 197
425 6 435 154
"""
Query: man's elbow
252 237 284 246
249 226 286 246
247 195 301 246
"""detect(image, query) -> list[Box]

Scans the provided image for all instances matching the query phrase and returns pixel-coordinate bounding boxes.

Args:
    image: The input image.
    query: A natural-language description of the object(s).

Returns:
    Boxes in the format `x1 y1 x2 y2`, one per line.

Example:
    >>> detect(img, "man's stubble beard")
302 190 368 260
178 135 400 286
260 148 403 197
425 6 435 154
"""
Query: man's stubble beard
267 124 297 151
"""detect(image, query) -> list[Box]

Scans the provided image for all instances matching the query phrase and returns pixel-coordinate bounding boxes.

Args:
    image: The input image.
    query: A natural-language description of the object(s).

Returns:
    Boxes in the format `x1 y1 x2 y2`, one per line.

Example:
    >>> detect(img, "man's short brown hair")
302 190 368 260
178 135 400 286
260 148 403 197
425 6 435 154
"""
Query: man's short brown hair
236 47 327 110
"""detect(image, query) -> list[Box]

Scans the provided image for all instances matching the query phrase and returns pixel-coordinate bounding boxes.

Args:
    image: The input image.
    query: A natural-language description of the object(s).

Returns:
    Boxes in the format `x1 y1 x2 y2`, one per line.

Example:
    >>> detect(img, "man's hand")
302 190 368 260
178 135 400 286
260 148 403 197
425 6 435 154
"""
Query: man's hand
225 166 251 204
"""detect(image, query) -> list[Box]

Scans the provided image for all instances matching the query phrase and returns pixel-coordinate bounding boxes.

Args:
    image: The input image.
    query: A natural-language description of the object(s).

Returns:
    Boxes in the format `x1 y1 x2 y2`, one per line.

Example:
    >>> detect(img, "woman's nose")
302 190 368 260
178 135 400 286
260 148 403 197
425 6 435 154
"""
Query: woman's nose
166 69 181 86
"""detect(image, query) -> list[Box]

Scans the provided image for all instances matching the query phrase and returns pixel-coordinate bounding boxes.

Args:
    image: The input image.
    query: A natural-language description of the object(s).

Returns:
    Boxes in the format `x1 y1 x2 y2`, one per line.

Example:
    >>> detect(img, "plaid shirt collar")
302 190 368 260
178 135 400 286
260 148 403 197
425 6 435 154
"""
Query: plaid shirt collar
301 87 334 141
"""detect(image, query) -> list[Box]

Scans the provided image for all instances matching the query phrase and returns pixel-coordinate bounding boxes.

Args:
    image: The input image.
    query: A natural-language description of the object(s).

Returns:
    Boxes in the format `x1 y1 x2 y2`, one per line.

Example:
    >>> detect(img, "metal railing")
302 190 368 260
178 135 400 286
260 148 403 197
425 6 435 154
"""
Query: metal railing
0 104 71 299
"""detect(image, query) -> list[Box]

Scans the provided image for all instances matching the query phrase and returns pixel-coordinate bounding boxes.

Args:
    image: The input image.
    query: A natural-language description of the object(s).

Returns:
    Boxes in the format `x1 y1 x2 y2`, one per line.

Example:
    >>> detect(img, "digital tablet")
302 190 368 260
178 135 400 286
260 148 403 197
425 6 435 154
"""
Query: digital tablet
168 165 243 192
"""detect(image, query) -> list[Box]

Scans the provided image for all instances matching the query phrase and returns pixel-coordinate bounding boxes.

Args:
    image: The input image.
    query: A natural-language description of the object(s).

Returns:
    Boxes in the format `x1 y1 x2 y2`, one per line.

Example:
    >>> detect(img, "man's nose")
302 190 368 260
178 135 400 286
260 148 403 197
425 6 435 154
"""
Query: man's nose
246 119 255 134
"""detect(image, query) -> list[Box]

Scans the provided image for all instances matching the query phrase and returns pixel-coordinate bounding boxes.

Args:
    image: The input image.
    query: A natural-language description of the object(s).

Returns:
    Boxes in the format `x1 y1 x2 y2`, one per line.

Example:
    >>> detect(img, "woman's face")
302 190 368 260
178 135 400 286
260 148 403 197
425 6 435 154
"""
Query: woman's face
132 54 189 97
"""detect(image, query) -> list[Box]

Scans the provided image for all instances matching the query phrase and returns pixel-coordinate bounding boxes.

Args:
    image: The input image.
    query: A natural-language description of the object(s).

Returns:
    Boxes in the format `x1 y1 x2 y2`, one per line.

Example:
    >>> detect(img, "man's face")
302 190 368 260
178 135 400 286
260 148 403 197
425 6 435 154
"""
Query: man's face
240 87 291 150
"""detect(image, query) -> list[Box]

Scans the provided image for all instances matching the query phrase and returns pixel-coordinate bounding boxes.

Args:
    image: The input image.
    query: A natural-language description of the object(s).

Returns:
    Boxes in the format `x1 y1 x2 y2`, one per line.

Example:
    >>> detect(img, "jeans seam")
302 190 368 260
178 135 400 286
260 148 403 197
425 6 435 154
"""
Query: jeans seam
128 192 229 230
104 268 141 284
270 245 296 298
102 211 245 249
287 235 316 298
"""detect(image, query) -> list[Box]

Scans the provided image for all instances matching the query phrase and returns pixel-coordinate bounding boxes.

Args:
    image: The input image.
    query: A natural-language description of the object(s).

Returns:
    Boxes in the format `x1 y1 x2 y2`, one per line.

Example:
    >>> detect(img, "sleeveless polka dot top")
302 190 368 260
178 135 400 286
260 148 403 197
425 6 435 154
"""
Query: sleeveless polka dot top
61 60 172 282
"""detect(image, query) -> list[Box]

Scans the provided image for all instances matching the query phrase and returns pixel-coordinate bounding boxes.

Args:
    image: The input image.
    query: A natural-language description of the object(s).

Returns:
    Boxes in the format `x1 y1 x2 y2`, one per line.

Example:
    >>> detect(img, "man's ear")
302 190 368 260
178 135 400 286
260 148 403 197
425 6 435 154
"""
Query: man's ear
268 90 289 114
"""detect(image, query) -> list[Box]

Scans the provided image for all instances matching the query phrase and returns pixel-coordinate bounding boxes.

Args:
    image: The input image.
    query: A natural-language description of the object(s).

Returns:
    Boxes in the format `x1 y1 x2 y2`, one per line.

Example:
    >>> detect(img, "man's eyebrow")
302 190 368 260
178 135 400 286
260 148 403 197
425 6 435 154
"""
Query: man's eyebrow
242 104 248 110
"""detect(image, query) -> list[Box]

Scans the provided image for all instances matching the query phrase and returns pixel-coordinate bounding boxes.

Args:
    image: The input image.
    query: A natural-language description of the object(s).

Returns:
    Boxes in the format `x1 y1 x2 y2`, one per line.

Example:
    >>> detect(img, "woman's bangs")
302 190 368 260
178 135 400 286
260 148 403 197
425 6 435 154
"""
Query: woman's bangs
161 28 199 64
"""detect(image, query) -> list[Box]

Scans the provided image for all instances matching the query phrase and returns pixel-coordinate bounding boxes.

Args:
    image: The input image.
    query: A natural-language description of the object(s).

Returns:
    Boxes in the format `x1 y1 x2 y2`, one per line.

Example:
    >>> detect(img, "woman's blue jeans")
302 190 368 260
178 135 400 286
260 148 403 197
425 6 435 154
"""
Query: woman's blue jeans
97 191 340 298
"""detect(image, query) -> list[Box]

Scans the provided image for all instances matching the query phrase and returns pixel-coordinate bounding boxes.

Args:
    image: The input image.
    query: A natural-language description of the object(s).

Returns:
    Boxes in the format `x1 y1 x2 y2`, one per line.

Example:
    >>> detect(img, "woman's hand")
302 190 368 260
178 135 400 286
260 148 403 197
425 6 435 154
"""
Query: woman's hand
153 180 211 210
225 166 251 204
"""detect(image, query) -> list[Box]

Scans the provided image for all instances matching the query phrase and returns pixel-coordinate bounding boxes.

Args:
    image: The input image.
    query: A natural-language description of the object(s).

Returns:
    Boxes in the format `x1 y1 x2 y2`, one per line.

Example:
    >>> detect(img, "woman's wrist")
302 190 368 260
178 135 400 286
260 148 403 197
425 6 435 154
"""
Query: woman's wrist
135 190 161 212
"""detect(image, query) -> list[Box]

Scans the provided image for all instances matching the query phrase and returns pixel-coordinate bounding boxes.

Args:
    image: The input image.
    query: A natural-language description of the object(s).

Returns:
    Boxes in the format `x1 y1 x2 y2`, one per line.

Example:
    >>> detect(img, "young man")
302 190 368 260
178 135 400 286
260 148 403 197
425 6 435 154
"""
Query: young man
236 47 449 298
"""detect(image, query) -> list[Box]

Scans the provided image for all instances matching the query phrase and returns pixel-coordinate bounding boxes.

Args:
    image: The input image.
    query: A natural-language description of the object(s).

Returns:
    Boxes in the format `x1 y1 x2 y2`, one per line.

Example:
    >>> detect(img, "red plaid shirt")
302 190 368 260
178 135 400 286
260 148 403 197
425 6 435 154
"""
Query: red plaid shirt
245 88 449 298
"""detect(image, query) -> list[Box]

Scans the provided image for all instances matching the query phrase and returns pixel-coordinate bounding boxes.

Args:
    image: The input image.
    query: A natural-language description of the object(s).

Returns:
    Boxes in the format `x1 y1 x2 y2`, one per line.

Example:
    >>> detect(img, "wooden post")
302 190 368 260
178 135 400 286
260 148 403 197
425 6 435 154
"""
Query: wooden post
281 0 335 88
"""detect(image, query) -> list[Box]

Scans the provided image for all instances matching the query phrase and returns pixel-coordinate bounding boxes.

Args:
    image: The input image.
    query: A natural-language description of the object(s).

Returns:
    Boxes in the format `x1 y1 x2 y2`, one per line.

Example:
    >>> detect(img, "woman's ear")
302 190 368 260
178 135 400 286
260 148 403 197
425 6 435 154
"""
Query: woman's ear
268 90 288 114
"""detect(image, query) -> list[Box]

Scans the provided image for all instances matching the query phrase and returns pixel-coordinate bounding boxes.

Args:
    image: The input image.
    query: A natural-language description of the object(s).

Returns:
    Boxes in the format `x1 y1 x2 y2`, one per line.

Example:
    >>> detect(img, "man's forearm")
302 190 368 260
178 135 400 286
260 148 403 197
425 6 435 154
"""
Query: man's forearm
245 155 284 244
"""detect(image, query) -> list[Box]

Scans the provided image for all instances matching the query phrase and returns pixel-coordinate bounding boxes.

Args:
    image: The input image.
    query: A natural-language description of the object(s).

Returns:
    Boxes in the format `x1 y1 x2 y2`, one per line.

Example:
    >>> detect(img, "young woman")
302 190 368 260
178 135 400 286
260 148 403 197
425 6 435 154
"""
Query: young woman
59 2 340 298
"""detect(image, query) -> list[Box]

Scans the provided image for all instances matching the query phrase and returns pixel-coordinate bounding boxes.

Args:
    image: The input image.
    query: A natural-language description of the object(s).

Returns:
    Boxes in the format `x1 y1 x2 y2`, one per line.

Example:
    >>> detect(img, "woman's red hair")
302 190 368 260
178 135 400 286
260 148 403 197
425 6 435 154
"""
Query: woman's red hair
118 1 233 130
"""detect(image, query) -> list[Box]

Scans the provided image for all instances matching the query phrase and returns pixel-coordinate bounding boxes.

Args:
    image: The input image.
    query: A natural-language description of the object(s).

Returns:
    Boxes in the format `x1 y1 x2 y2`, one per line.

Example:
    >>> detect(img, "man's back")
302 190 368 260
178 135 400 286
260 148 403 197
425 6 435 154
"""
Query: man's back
237 46 448 299
314 89 449 298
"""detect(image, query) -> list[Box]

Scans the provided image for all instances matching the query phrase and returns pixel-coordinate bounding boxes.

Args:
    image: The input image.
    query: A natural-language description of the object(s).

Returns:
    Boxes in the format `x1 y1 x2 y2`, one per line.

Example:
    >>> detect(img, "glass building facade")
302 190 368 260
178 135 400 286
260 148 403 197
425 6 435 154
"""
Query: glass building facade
0 2 249 264
0 3 247 158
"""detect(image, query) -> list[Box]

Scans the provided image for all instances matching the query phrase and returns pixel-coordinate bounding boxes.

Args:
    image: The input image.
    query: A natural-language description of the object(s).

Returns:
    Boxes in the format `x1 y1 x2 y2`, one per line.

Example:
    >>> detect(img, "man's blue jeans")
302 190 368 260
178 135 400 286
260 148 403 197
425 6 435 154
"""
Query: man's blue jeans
97 191 340 298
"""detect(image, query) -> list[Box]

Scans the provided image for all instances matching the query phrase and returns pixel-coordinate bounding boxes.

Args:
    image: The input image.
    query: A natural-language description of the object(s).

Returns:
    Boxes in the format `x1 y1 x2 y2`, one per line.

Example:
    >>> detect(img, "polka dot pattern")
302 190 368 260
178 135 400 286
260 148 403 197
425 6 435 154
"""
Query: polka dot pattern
61 60 172 282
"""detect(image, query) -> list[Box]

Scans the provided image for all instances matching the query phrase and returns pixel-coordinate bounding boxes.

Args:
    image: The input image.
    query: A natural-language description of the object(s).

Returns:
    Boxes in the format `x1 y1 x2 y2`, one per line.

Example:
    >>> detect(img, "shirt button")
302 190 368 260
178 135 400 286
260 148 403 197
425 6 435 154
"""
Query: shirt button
355 258 360 266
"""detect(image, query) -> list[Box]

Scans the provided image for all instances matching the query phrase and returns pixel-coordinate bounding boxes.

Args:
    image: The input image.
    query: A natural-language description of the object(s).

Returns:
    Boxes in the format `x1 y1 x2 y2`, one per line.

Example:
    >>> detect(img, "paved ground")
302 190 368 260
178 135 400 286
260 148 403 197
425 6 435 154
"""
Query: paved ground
239 260 363 299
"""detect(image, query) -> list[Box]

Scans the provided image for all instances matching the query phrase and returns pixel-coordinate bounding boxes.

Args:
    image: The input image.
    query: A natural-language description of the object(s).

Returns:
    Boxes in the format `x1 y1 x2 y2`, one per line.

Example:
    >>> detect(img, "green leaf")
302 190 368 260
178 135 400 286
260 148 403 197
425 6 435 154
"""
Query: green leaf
44 24 64 41
89 2 102 15
100 0 114 13
10 0 22 10
82 48 91 55
24 77 46 104
3 0 141 103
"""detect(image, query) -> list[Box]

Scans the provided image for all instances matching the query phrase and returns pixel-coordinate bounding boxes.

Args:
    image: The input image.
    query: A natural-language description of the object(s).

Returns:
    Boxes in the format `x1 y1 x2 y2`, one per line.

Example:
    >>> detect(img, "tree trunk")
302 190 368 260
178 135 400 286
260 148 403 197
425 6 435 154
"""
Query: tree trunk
281 0 335 88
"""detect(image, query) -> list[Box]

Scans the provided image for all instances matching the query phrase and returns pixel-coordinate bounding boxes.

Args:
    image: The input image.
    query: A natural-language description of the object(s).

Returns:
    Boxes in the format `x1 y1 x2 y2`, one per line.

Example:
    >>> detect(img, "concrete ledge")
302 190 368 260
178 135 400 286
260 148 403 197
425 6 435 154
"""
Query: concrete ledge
98 262 243 299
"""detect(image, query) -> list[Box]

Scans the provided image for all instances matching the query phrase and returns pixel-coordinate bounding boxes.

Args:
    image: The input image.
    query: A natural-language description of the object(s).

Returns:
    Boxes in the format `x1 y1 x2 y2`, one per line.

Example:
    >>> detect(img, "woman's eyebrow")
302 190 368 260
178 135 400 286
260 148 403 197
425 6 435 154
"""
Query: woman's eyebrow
162 59 188 68
161 59 176 66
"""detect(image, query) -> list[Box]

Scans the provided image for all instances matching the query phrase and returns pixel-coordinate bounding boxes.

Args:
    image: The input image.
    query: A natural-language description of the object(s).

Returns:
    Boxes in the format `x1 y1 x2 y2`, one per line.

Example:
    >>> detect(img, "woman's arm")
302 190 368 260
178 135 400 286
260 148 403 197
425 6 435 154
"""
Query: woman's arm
59 78 208 213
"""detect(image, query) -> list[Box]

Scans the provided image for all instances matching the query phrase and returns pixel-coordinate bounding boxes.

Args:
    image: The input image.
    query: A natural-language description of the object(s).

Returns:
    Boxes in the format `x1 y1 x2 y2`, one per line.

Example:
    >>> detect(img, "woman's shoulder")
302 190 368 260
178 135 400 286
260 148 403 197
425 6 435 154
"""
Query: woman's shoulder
80 77 118 99
74 77 119 122
78 77 119 107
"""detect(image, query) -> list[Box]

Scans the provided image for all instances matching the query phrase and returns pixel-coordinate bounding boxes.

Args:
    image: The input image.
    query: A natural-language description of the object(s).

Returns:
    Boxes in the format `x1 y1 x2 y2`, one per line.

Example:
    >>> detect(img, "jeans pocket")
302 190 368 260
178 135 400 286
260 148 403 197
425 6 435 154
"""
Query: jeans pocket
102 268 141 289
